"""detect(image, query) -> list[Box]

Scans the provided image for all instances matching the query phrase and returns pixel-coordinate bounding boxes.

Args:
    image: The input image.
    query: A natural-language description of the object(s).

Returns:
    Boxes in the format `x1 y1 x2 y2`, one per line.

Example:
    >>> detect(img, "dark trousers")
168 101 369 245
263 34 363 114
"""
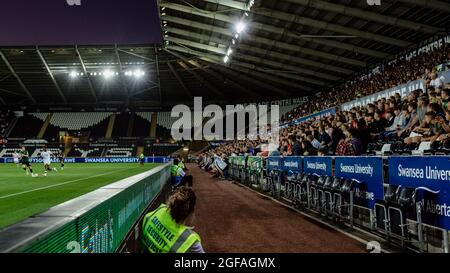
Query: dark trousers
180 175 193 187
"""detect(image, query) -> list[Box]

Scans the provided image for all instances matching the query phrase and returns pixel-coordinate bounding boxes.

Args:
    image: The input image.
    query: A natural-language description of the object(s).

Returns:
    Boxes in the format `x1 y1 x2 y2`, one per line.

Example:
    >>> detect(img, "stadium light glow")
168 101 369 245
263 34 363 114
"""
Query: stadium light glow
236 21 246 34
103 70 114 79
69 71 78 78
222 1 255 64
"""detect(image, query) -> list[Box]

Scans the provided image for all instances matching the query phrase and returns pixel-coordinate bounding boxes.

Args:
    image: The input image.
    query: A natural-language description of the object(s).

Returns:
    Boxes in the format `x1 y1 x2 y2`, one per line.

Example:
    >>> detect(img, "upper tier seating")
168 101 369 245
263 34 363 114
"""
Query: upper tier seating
112 112 131 137
9 114 44 138
133 112 152 137
0 110 15 137
144 143 180 156
49 112 112 130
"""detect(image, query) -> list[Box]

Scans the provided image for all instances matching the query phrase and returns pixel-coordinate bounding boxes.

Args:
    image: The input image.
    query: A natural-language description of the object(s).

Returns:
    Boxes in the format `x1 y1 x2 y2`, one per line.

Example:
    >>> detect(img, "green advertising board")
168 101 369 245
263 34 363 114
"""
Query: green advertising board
0 164 170 253
247 156 263 172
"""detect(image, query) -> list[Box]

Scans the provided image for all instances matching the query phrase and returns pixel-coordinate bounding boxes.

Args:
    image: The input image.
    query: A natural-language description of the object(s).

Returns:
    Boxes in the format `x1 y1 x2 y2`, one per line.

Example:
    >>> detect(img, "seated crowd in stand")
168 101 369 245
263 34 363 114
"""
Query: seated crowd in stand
198 44 450 168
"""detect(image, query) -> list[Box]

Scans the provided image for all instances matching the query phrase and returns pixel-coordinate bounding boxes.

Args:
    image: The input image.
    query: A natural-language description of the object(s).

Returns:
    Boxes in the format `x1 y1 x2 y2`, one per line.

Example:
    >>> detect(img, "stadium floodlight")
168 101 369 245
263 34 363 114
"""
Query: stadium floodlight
223 55 229 63
227 48 233 56
69 71 78 78
133 70 145 78
236 21 246 34
103 69 115 79
247 0 255 10
232 39 236 45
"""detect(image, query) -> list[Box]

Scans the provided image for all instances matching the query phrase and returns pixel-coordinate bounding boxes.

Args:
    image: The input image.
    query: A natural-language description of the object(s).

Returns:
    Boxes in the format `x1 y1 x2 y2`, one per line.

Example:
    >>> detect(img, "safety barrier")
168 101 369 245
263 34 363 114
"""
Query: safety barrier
228 155 450 253
0 163 171 253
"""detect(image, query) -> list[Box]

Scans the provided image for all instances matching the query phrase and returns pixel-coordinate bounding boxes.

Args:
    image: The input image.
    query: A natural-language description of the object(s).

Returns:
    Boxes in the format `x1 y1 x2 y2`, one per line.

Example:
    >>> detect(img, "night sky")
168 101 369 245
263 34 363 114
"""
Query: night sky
0 0 163 46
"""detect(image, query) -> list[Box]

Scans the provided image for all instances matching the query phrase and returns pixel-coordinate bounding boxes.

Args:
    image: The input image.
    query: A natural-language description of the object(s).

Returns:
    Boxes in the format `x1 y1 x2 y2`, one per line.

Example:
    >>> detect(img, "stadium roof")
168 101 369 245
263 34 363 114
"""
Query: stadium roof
0 0 449 108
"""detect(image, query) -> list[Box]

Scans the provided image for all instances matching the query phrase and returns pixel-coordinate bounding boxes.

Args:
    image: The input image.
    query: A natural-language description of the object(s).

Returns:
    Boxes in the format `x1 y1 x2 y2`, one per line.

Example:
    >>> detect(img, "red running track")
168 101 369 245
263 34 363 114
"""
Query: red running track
189 164 367 253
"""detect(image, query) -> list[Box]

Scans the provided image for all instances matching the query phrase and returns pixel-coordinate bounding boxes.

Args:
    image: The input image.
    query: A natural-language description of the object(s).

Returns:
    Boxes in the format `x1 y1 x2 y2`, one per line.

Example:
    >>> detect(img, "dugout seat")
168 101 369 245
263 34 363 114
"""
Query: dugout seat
329 177 345 215
337 179 356 218
283 171 299 201
307 174 321 208
375 184 400 233
411 141 432 156
434 139 450 155
294 174 310 206
376 185 416 239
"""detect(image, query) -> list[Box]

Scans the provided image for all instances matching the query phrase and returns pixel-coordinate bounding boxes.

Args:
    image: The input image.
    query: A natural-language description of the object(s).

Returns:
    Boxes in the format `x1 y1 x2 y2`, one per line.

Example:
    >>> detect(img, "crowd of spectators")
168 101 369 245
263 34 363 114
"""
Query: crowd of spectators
198 44 450 166
281 44 450 123
0 109 14 138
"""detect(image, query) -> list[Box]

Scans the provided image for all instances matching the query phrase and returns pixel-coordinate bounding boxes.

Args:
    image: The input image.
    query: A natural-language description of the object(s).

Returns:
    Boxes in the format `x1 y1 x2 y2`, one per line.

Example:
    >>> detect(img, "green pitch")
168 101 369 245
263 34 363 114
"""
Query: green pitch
0 163 159 229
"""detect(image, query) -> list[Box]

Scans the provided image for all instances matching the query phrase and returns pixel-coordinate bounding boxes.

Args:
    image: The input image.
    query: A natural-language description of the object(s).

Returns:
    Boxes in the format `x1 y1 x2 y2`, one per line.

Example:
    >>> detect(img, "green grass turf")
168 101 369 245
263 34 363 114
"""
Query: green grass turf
0 163 159 229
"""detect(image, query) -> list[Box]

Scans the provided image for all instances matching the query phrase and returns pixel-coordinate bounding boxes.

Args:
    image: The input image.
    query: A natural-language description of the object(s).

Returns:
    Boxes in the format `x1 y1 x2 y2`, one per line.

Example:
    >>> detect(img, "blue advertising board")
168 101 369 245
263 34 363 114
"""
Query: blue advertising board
335 157 384 209
389 156 450 230
282 156 302 172
281 108 336 127
1 157 169 164
303 156 332 176
266 157 283 171
340 79 424 111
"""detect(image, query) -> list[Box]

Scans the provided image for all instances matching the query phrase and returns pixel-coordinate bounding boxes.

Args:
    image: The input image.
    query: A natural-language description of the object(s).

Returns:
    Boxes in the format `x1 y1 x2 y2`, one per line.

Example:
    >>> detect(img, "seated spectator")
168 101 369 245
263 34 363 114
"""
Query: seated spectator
171 158 193 187
291 136 302 156
380 107 406 140
302 140 317 156
430 72 444 89
397 102 418 137
404 111 445 144
442 88 449 111
317 126 331 147
335 128 355 156
347 128 364 156
306 134 321 150
436 110 450 142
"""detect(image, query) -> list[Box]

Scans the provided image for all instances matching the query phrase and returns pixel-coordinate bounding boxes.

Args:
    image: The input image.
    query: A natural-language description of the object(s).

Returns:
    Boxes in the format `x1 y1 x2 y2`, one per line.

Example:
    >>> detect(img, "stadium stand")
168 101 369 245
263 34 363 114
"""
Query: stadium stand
203 44 450 158
143 142 181 156
111 112 131 137
0 109 14 137
8 113 44 138
133 112 152 137
49 112 112 130
156 111 178 130
104 142 137 157
67 143 104 157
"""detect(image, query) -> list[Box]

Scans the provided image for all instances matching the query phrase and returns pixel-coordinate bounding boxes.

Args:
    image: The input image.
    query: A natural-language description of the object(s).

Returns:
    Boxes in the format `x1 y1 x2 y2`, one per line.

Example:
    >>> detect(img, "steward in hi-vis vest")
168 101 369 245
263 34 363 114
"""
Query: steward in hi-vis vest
142 187 203 253
140 153 145 165
170 160 184 186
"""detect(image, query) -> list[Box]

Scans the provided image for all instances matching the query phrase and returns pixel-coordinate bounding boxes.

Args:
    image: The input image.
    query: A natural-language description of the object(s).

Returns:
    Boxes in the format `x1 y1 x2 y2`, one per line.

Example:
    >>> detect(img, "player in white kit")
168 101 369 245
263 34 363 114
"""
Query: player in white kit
41 148 57 176
13 151 20 167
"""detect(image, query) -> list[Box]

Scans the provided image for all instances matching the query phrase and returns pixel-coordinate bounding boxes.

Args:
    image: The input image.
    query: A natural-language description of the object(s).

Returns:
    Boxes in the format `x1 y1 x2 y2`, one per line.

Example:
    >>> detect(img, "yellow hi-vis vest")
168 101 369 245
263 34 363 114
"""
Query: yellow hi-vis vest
170 165 181 176
178 161 185 169
142 204 201 253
